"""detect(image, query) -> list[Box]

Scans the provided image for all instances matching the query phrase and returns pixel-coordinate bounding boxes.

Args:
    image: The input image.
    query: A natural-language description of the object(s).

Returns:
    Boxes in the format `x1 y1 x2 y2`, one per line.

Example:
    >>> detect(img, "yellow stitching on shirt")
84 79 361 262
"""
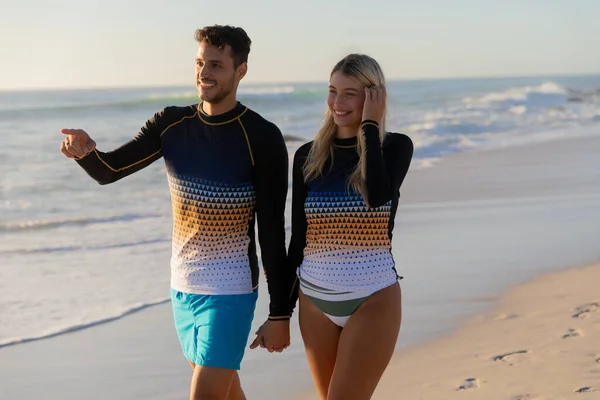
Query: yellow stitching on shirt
160 113 198 137
238 118 255 166
197 104 249 125
289 276 299 298
360 121 379 130
94 113 195 172
93 149 161 172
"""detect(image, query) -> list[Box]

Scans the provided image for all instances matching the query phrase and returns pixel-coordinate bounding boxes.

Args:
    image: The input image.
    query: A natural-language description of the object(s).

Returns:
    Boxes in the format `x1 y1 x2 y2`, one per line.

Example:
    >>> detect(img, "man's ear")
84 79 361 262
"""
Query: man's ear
237 62 248 81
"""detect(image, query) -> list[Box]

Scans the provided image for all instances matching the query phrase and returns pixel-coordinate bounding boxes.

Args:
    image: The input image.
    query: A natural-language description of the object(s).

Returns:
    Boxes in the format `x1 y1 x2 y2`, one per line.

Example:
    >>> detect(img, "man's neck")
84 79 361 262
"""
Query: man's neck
202 97 238 116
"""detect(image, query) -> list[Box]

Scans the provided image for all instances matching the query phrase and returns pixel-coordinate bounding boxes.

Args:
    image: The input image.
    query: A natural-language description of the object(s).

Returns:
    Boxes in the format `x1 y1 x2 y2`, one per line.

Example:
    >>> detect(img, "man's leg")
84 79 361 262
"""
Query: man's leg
188 362 246 400
226 371 246 400
189 365 235 400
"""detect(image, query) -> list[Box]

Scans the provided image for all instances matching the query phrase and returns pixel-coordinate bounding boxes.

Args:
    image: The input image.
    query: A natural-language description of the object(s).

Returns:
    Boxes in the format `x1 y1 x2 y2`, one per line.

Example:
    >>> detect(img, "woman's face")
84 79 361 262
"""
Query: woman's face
327 71 366 128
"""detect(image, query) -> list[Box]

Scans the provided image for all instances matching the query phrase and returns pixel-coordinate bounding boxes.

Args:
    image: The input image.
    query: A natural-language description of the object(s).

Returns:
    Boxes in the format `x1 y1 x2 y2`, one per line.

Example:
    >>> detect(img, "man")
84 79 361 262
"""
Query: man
60 25 295 400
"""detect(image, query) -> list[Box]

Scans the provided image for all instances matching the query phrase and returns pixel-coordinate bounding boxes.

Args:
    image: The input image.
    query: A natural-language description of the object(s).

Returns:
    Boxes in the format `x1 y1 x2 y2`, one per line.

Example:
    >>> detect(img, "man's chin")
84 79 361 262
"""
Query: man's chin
198 94 223 104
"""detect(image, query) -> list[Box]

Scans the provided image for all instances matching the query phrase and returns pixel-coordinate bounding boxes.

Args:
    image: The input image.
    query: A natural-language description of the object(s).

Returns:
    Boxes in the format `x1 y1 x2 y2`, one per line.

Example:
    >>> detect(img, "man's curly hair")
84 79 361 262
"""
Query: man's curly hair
194 25 251 68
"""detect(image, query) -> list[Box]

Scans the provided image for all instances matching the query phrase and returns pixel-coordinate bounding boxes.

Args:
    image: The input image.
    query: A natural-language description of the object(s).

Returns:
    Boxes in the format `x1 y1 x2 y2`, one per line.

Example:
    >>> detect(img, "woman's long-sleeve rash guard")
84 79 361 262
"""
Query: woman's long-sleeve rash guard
287 121 413 305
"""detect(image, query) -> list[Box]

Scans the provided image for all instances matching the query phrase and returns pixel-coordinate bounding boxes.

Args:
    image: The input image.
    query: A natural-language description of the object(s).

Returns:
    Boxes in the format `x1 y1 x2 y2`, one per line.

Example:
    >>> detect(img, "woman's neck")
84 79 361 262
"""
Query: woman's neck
335 125 359 139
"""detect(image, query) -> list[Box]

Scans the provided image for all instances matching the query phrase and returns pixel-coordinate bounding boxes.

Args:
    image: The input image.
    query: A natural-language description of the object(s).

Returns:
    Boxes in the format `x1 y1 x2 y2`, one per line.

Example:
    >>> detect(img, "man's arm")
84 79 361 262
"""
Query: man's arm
252 122 294 320
61 108 176 184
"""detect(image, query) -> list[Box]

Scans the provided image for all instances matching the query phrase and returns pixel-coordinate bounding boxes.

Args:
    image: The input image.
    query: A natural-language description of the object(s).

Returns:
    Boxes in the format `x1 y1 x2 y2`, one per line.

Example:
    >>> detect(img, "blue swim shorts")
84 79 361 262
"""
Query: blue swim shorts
170 289 258 370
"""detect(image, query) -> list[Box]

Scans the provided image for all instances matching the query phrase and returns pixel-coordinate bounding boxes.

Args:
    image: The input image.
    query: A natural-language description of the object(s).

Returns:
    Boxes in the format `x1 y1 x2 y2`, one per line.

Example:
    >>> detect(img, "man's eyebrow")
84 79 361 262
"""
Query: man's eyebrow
195 58 224 64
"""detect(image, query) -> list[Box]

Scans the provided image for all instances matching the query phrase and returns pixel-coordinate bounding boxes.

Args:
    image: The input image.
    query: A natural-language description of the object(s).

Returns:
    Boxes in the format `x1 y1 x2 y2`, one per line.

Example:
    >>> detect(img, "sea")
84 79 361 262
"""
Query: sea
1 74 600 349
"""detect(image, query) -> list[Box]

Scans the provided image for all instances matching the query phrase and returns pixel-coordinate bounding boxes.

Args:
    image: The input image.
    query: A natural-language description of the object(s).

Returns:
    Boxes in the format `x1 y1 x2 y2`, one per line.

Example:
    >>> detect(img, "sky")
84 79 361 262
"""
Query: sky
1 0 599 90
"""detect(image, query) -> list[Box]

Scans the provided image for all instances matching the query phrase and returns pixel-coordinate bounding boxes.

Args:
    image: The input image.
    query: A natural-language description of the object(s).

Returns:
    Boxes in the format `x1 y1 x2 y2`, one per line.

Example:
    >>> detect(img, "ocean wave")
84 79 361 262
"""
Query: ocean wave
0 94 198 113
0 85 317 113
462 82 568 109
238 85 295 96
0 299 170 349
0 213 162 233
0 238 171 256
395 81 600 161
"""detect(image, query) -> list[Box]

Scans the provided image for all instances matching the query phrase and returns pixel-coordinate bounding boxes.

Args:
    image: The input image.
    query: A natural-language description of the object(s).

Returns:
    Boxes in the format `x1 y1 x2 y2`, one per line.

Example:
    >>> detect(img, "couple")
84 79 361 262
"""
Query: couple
60 25 413 400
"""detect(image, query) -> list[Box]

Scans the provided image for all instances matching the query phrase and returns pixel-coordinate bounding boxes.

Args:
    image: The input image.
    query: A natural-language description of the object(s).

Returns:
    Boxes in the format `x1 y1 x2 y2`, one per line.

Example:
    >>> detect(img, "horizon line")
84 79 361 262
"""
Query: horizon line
2 72 599 93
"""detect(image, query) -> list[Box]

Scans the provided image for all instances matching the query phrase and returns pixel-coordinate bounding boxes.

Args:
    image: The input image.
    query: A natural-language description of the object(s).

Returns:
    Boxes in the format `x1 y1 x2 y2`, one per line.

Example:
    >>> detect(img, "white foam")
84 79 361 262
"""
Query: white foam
0 299 170 348
509 105 527 115
147 91 196 100
463 82 567 109
411 157 442 170
238 85 295 95
0 213 161 233
391 81 600 164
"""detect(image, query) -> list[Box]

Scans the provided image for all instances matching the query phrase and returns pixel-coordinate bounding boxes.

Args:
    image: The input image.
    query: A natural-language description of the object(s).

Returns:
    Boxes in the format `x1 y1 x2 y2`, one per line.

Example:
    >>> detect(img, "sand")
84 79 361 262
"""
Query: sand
372 263 600 399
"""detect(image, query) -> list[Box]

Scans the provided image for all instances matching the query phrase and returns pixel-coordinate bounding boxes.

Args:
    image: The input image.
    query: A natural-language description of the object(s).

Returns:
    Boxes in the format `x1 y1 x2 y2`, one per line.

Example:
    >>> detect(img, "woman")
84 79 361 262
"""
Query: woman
288 54 413 399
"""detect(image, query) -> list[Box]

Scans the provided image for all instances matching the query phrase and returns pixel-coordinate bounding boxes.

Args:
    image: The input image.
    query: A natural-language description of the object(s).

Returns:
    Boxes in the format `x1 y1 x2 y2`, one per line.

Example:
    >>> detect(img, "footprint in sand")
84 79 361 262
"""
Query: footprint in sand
493 313 519 320
562 328 583 339
574 386 599 393
456 377 479 391
492 350 529 364
572 302 599 319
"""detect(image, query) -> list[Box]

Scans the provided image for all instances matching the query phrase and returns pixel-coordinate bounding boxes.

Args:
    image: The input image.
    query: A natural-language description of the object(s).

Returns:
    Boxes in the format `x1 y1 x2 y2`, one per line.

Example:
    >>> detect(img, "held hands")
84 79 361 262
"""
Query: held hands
249 319 290 353
361 86 386 124
60 129 96 159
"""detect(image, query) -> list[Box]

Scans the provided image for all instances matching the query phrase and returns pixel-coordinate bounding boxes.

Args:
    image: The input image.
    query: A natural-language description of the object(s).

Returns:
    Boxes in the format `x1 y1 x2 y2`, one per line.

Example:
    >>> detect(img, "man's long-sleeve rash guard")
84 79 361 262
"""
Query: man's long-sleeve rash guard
76 102 294 319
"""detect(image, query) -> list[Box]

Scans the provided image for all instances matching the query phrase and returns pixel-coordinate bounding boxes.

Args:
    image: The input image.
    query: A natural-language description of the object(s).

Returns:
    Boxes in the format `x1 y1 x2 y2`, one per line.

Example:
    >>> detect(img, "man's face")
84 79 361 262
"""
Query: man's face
195 41 245 104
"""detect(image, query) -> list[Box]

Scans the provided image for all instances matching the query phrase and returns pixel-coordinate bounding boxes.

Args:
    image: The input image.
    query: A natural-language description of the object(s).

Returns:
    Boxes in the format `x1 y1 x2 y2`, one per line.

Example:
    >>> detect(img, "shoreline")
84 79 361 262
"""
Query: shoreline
2 125 599 353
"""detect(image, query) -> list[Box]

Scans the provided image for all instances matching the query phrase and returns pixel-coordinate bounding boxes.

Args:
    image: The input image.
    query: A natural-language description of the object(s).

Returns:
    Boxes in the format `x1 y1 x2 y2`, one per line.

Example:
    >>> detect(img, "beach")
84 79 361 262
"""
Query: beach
368 262 600 399
1 78 600 399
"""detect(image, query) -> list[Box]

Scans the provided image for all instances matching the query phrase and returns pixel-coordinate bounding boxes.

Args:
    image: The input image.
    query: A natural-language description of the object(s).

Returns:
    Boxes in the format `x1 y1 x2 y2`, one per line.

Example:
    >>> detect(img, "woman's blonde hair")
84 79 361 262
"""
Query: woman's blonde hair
303 54 387 201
